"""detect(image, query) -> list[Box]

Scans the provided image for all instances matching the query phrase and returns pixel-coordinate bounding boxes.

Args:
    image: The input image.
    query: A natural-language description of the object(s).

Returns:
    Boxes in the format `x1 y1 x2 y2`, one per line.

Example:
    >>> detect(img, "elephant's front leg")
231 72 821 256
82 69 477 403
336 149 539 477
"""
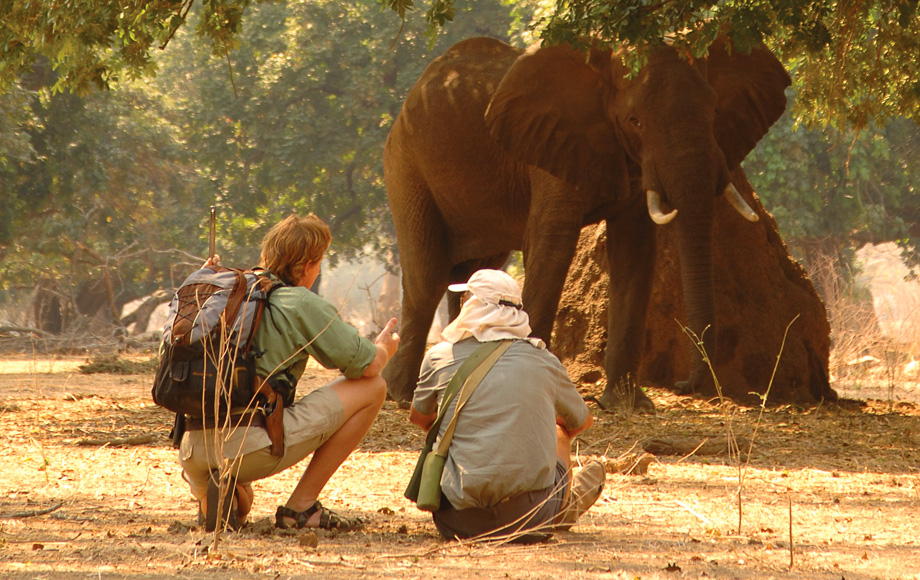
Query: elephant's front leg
598 207 657 412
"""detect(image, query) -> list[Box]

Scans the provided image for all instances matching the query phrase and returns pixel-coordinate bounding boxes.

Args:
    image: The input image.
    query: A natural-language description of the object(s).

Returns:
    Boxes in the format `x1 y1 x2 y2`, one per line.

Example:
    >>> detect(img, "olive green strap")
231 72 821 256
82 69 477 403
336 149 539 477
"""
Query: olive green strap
422 339 507 452
434 339 513 457
404 338 514 503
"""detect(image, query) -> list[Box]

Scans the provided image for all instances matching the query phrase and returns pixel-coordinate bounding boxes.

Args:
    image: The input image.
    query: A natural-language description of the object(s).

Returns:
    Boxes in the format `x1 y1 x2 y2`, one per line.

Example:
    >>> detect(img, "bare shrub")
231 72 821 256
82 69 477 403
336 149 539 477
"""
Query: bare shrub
806 244 920 404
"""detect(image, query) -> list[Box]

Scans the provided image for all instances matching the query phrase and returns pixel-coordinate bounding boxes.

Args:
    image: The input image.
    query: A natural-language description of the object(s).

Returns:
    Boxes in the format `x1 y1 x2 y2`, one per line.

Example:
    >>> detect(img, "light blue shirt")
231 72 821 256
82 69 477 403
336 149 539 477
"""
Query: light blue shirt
413 338 589 510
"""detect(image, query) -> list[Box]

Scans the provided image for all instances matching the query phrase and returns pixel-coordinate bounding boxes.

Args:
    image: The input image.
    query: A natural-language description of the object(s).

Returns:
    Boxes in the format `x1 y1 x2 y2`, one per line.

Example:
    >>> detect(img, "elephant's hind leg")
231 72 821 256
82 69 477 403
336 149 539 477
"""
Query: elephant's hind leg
382 177 453 404
446 254 512 320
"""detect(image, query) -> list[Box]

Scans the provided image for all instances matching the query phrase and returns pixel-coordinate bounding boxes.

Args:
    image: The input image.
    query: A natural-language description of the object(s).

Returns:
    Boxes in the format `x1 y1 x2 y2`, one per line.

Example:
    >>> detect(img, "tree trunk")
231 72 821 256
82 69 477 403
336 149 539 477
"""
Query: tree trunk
120 289 170 336
554 167 836 405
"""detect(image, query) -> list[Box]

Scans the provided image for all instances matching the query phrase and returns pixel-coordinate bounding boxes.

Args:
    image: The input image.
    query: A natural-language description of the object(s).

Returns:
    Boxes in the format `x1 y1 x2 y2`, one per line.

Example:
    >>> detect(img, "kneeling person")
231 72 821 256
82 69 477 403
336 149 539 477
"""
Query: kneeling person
179 214 400 532
409 269 604 540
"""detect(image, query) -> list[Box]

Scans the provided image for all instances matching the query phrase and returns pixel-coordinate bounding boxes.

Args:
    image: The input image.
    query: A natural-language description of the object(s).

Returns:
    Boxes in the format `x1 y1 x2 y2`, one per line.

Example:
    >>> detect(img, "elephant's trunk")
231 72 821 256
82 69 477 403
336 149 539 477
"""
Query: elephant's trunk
650 146 721 393
673 205 717 392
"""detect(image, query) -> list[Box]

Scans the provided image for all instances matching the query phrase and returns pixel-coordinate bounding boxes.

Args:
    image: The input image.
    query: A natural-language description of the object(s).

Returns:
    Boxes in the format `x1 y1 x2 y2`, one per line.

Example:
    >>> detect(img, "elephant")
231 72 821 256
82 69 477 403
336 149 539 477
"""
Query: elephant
382 35 791 410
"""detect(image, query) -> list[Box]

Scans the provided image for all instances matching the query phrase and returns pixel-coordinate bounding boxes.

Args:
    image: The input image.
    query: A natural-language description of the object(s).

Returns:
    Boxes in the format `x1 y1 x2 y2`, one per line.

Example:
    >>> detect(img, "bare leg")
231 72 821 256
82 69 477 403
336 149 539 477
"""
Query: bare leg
236 483 253 519
555 425 572 471
555 424 574 498
280 375 386 524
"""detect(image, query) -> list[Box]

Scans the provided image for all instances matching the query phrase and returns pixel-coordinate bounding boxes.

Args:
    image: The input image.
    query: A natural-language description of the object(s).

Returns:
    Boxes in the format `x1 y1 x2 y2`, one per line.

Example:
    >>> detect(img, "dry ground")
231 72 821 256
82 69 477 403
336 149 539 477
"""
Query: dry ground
1 353 919 580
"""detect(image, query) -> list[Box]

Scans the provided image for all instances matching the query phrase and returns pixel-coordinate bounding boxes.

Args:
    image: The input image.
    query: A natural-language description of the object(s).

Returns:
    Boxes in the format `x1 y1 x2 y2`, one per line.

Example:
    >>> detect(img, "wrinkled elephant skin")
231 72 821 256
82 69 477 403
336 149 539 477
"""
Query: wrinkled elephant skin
383 36 791 410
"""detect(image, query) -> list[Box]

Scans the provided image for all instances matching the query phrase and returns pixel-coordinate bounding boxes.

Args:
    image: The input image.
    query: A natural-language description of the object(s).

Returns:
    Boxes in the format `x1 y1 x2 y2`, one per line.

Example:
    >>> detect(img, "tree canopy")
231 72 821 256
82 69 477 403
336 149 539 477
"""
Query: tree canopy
0 0 520 334
535 0 920 130
746 107 920 269
3 1 919 129
1 0 919 337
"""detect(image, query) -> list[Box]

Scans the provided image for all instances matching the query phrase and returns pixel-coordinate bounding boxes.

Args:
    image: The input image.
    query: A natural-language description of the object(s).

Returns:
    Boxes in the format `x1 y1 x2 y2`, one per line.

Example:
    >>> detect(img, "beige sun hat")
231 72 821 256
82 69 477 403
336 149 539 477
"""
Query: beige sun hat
447 269 523 309
441 270 543 347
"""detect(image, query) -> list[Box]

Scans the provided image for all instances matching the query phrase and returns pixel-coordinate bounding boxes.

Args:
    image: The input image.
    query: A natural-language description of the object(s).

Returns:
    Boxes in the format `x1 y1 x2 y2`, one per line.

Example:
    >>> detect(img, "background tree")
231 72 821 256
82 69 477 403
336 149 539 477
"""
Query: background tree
0 59 209 336
0 0 522 337
2 0 919 346
147 0 519 264
4 1 919 128
0 0 250 94
0 81 36 249
746 109 920 271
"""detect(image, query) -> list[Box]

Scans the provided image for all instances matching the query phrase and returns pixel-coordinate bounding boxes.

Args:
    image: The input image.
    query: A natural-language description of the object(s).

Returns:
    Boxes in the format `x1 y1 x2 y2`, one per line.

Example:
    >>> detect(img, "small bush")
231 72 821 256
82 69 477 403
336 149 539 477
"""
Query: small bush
79 355 158 375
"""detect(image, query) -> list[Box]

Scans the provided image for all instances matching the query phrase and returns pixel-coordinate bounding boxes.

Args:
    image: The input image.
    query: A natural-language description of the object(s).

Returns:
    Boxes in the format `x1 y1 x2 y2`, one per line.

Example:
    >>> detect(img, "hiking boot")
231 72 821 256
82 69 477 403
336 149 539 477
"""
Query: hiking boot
557 459 606 530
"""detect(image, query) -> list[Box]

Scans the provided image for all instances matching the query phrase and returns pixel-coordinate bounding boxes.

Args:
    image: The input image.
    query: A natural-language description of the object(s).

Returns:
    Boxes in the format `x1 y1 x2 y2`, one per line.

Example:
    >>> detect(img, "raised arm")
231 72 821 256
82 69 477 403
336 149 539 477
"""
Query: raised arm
362 318 400 378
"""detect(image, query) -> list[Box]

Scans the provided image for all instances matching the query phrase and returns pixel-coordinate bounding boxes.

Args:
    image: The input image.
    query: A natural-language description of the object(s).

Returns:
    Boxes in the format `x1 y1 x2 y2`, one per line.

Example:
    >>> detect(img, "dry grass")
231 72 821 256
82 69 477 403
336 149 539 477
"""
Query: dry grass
1 357 919 579
808 246 920 408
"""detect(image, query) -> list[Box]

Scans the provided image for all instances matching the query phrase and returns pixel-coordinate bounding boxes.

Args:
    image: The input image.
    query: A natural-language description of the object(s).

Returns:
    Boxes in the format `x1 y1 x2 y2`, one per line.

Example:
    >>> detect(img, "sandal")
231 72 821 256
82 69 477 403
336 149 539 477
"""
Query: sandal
275 501 363 532
203 469 242 532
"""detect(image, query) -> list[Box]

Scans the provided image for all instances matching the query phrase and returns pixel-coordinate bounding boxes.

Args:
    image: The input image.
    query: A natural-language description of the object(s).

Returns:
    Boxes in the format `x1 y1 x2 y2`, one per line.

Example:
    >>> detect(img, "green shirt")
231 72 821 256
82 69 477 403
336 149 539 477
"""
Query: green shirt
252 279 377 385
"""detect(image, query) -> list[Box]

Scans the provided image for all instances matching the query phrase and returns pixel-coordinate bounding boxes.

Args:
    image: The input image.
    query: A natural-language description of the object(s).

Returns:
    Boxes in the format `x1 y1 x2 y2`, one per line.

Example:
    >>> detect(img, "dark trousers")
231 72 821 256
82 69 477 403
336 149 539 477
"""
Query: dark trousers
432 460 569 540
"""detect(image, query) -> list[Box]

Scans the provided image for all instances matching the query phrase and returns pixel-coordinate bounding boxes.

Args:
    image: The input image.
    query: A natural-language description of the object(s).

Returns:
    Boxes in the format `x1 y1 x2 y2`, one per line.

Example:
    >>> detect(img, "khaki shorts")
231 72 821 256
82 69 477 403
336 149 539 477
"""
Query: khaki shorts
179 384 345 500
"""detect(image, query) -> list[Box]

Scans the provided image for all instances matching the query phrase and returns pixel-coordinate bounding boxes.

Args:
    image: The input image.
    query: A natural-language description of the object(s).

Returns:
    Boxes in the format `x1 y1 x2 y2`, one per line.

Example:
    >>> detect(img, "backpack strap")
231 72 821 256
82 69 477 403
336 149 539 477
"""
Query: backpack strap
247 270 288 456
220 268 248 338
243 301 266 353
240 273 275 353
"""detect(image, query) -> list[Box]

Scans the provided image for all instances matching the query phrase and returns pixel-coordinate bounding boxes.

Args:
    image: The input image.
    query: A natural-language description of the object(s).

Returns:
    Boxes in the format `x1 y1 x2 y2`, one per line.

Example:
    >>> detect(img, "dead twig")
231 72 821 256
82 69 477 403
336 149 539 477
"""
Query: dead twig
676 437 710 464
788 494 794 569
674 500 712 526
642 436 748 457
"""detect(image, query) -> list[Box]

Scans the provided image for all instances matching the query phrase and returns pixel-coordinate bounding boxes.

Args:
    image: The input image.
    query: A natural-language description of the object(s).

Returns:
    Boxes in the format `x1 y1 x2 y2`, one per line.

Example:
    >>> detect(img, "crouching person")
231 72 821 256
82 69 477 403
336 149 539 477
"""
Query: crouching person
408 269 604 540
179 214 400 532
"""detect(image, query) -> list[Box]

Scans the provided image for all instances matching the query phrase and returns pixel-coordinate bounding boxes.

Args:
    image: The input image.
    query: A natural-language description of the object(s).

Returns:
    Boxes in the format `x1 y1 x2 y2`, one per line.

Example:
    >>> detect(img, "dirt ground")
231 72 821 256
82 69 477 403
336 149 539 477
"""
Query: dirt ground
1 353 919 580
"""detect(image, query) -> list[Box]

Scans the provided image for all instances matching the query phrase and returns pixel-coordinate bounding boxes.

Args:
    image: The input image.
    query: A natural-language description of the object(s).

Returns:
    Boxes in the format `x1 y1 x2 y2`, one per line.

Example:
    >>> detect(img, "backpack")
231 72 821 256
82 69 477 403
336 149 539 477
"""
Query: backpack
151 265 283 420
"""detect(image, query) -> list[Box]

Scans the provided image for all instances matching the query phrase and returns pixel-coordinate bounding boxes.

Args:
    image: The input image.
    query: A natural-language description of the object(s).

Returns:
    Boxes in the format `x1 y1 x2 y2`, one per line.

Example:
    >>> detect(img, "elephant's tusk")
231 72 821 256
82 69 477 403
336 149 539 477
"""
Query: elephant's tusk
647 190 678 225
725 183 759 222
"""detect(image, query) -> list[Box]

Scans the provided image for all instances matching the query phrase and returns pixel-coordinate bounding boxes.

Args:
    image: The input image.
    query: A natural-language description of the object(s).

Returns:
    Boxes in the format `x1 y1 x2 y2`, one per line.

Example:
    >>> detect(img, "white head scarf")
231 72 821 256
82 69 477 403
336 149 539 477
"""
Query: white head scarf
440 269 545 348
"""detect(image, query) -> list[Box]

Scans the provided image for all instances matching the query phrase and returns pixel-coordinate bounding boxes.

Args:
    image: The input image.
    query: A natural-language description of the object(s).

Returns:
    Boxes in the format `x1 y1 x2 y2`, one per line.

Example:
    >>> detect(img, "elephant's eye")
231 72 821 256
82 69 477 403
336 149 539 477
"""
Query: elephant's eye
628 115 642 129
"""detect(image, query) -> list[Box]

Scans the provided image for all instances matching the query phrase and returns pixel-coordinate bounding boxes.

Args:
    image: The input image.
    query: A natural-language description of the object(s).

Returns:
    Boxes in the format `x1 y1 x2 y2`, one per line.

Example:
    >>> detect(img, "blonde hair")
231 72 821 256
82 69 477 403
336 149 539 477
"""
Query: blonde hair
260 214 331 285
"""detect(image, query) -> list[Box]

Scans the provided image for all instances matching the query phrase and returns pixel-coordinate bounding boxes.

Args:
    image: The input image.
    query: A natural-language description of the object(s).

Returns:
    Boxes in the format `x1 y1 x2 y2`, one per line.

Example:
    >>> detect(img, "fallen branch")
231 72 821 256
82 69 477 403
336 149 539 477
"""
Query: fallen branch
75 434 157 447
0 325 47 336
642 436 749 457
1 502 63 519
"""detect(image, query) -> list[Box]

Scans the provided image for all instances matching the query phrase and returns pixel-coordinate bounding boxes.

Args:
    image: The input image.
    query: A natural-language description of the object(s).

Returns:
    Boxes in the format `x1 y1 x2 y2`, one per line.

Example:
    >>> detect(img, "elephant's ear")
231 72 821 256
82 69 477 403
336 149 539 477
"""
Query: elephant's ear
484 43 625 187
708 36 791 169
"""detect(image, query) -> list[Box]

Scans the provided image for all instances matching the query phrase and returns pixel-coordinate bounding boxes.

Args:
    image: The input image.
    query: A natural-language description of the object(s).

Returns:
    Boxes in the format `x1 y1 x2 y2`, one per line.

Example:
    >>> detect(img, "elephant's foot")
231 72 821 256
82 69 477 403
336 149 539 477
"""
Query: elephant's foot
385 391 413 409
595 384 656 414
675 369 716 398
674 378 696 396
